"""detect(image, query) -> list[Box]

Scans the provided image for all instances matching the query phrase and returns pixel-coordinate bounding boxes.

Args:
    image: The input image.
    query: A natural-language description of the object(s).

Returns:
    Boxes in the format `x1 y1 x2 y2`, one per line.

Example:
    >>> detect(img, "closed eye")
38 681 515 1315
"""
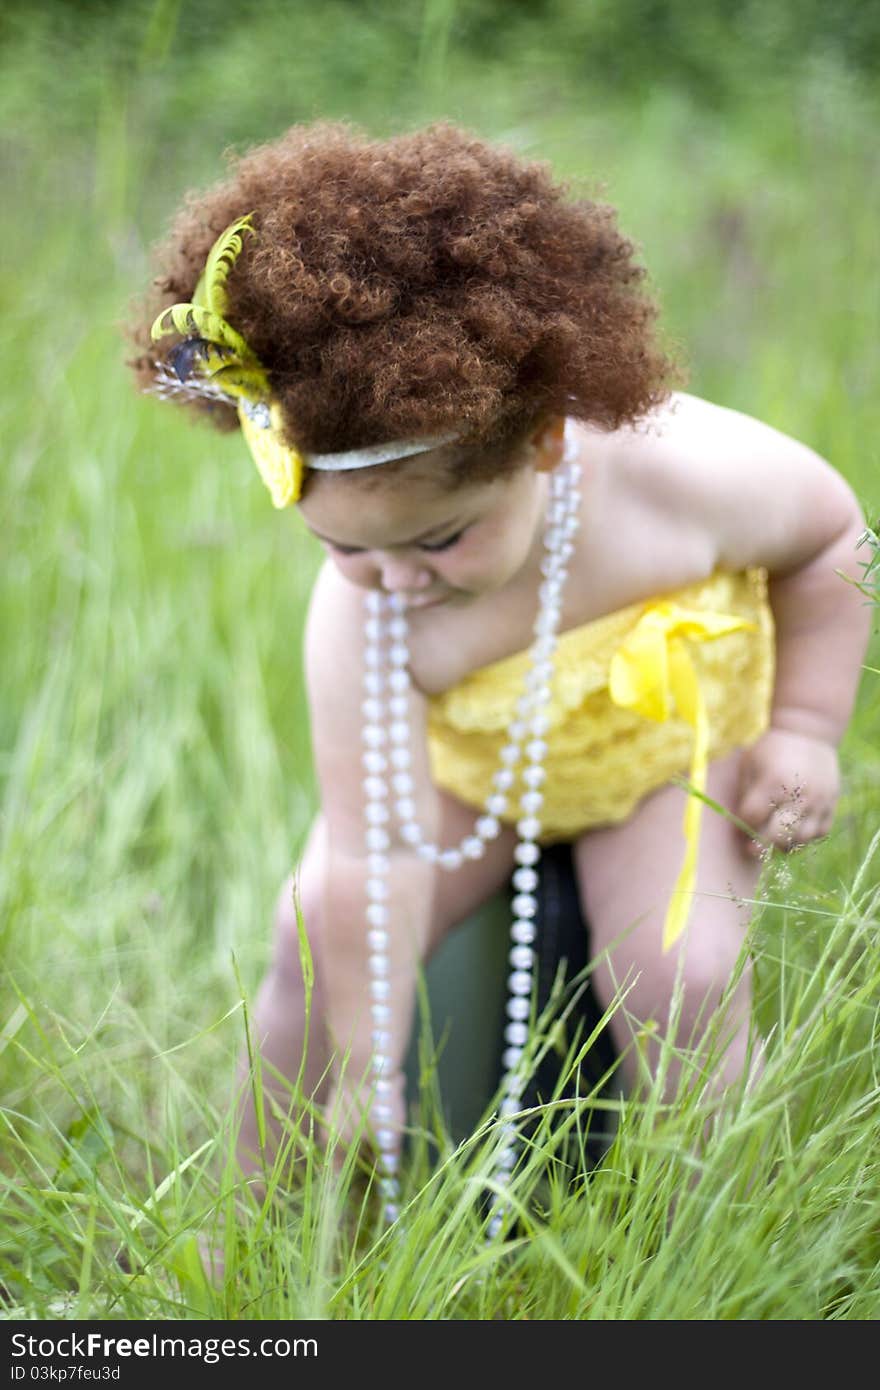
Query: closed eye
419 529 466 553
326 541 363 556
323 528 466 557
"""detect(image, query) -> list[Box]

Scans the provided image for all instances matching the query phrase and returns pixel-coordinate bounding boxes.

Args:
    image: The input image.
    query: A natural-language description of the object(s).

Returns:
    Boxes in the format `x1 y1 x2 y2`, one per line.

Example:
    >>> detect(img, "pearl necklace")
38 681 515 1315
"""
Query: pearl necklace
361 450 582 1231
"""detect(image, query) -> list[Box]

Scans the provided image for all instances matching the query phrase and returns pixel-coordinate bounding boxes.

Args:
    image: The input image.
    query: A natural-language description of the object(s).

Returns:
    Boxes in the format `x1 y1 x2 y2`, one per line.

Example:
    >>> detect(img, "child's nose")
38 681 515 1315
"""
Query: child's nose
377 554 432 593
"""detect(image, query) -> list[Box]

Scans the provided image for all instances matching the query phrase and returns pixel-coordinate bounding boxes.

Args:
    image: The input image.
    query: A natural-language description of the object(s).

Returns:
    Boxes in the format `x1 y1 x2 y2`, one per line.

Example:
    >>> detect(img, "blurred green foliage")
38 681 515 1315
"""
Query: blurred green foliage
4 0 878 170
5 0 880 96
3 0 877 260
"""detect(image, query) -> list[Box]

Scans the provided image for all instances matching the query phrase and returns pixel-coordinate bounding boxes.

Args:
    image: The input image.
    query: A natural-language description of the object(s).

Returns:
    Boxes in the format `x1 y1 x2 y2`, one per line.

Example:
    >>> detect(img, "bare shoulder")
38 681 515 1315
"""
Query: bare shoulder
600 392 864 577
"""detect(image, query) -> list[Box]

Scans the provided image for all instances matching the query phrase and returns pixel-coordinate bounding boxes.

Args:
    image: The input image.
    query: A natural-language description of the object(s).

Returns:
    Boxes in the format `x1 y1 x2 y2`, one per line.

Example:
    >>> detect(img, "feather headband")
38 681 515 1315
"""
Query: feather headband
149 214 457 507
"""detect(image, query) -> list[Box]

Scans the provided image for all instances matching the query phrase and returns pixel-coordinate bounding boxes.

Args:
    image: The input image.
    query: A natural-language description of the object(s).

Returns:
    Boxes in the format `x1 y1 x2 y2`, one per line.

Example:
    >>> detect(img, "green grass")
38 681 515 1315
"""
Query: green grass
1 3 879 1319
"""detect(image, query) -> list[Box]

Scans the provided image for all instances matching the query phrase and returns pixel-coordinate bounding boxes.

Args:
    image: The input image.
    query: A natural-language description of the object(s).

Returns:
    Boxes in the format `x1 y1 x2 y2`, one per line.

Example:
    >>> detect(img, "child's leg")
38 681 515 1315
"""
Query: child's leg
573 749 762 1099
233 816 331 1179
235 800 518 1178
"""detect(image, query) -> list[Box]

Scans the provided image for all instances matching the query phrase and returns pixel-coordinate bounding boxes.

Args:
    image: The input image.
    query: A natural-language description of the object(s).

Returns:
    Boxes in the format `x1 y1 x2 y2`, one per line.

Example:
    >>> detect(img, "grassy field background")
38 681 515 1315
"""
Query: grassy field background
1 0 879 1319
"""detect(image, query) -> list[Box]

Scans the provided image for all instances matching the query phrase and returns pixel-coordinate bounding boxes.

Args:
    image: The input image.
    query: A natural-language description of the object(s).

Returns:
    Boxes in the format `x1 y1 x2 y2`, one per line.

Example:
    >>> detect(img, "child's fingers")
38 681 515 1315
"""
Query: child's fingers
742 830 769 860
766 801 834 849
763 802 807 849
736 779 774 832
740 799 834 857
735 784 774 856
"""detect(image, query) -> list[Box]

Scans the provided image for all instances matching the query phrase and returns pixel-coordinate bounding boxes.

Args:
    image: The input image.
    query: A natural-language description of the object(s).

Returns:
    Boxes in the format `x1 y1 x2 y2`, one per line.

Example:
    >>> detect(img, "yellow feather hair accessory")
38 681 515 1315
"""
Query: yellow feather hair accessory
150 214 306 506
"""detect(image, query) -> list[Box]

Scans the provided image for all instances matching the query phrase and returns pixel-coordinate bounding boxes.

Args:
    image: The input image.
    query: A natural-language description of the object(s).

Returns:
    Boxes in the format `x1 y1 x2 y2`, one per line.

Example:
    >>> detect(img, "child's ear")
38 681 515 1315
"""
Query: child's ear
529 415 567 473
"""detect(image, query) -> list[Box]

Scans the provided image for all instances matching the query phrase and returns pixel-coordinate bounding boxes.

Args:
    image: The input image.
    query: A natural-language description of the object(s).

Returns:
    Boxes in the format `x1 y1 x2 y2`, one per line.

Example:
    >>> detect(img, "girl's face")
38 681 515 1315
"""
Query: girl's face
297 457 550 610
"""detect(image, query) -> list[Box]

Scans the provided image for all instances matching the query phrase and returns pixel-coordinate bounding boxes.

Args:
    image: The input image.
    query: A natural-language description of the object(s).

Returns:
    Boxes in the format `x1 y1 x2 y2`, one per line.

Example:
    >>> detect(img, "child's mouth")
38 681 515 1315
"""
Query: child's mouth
403 592 449 610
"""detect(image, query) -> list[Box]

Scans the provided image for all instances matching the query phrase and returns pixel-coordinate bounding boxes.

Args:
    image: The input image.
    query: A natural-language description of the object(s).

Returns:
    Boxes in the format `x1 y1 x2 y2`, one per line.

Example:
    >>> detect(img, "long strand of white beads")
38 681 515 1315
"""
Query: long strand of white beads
485 460 581 1237
362 589 405 1222
361 450 582 1232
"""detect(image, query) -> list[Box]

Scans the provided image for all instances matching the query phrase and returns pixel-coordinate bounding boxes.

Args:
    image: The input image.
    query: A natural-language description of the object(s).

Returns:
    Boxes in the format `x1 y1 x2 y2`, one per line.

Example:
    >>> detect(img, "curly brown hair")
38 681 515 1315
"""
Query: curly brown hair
128 121 680 484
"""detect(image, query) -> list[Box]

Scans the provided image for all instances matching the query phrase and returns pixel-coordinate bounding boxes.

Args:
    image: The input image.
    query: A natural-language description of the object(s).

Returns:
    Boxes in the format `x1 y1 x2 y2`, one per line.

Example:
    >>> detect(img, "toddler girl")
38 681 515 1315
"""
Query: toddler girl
130 122 869 1223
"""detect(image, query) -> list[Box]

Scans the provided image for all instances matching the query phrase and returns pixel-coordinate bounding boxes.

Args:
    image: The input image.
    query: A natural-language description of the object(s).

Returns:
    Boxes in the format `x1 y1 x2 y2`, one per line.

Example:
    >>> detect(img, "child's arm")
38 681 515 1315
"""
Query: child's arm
304 562 439 1145
736 514 868 852
660 396 871 852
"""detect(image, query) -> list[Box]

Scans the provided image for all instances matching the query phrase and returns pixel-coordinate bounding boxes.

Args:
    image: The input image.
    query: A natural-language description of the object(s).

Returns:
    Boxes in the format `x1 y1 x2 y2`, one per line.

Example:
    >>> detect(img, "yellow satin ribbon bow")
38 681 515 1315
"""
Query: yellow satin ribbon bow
608 601 755 950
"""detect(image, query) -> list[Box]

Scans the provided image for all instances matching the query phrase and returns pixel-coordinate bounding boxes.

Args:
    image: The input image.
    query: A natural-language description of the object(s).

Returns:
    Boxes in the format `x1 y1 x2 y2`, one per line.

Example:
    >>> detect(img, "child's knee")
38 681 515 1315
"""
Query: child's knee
677 920 753 1017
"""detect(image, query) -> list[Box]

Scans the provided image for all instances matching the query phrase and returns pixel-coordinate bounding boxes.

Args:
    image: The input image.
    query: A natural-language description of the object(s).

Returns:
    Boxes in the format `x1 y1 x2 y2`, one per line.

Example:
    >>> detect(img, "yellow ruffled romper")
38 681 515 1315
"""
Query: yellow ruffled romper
427 568 775 945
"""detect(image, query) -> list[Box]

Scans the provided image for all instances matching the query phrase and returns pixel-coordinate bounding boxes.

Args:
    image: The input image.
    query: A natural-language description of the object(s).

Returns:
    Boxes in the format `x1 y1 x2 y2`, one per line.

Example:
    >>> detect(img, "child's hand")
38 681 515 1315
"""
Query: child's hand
734 727 841 857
